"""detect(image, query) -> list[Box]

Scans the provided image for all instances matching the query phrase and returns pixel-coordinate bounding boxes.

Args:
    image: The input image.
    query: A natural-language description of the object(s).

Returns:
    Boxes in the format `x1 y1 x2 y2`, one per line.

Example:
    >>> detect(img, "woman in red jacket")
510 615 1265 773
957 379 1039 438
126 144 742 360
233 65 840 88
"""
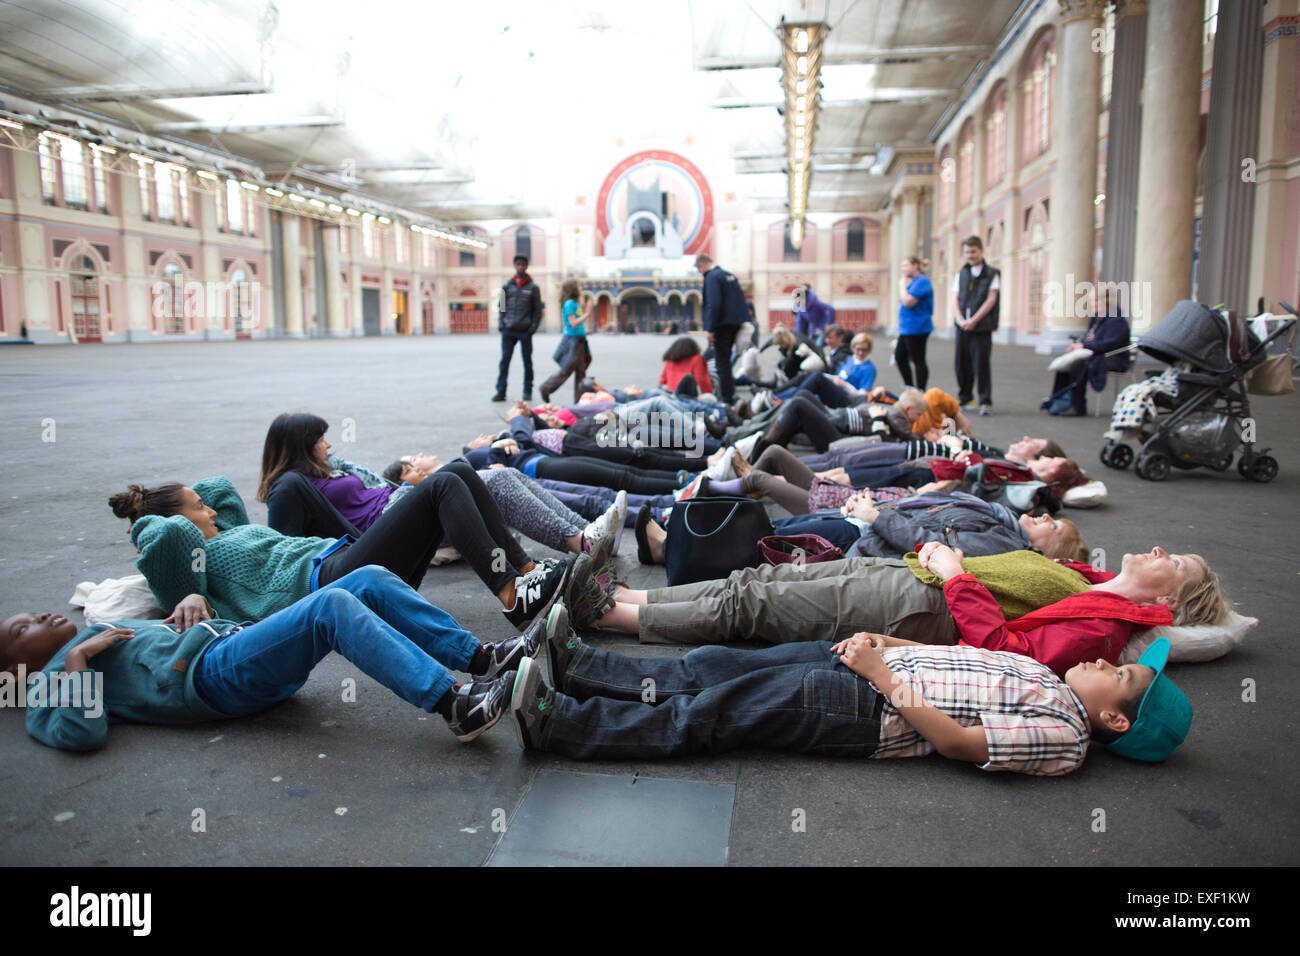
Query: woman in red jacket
658 336 712 398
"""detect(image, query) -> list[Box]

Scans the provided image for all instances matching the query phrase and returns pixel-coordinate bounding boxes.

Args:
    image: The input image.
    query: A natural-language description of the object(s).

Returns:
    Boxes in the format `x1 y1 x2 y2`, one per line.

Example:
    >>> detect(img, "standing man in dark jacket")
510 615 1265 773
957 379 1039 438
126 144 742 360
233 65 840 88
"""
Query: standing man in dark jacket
493 255 544 402
696 253 749 403
950 235 1000 416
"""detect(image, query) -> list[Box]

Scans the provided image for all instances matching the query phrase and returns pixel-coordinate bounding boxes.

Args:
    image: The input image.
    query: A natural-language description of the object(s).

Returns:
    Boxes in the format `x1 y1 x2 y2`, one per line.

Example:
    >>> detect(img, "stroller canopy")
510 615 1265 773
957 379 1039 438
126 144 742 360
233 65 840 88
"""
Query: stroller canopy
1138 300 1264 375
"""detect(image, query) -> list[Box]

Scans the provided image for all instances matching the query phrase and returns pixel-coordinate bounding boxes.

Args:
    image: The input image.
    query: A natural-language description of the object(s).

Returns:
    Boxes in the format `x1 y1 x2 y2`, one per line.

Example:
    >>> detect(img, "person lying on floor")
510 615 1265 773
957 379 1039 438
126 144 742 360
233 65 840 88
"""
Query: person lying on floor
563 540 1231 679
110 478 570 632
633 489 1086 568
259 412 624 559
508 605 1192 776
5 566 563 752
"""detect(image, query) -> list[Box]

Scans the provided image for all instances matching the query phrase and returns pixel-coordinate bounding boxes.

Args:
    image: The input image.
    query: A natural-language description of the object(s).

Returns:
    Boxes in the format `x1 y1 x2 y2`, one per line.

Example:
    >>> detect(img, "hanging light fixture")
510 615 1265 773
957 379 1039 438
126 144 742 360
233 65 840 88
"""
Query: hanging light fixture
779 21 827 249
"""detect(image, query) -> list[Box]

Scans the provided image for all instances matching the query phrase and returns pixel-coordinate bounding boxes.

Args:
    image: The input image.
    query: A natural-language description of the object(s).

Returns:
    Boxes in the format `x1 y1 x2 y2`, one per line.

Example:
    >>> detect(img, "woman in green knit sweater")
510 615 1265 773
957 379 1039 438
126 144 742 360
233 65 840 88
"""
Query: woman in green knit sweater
108 475 570 632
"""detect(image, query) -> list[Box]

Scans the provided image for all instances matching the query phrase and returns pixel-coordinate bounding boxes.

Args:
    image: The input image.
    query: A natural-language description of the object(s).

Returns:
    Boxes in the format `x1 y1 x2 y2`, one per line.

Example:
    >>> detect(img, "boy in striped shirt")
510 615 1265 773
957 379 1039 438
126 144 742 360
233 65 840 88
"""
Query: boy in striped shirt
510 607 1192 776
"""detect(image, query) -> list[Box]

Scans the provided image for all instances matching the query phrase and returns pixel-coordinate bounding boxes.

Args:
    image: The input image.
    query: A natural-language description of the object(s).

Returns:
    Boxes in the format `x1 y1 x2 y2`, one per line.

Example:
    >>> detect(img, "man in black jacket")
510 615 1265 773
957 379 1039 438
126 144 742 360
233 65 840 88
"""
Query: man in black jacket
950 236 1000 416
493 255 544 402
696 253 749 404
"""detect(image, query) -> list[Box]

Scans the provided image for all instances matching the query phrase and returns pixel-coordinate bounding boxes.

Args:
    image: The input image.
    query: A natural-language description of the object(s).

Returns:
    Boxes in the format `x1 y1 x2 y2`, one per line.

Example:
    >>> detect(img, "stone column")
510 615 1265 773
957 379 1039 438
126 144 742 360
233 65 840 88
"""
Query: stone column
1197 0 1264 316
1100 1 1146 285
1046 0 1106 341
1132 0 1203 329
282 214 304 336
1247 2 1300 309
322 225 346 335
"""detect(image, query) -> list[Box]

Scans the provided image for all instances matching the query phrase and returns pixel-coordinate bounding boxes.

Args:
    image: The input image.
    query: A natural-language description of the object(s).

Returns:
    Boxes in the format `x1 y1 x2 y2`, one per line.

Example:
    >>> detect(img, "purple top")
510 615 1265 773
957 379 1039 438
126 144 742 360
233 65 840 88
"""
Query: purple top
310 474 393 532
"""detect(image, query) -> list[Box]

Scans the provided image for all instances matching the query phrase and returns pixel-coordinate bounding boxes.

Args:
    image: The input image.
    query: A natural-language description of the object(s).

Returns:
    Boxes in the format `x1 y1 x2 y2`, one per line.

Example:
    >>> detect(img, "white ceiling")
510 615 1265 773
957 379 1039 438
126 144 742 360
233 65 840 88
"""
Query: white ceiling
0 0 1025 217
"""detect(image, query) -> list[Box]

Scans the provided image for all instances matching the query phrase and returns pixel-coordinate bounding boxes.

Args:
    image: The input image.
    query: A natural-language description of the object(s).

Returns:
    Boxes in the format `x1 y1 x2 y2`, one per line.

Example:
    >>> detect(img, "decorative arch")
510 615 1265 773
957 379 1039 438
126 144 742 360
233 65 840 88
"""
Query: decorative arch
60 242 107 342
1019 25 1057 164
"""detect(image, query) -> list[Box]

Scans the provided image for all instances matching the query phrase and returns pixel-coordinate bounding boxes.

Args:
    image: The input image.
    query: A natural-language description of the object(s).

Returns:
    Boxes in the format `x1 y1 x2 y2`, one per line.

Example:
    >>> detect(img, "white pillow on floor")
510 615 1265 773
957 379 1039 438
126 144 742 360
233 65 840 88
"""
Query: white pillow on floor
1120 610 1258 664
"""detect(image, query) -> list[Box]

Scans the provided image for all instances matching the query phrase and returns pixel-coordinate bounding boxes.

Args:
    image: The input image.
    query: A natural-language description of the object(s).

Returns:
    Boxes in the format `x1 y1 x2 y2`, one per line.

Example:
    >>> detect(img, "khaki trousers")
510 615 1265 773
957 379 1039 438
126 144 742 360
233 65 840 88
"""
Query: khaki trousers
640 557 957 646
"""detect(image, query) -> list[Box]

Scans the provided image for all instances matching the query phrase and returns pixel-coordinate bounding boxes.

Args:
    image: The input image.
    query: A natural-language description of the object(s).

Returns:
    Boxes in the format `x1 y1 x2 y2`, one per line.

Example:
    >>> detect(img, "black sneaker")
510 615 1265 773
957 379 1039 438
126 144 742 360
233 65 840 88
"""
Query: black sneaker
510 657 554 750
503 556 572 632
491 392 507 402
522 390 533 401
446 671 513 742
634 502 654 566
543 604 584 691
563 552 615 630
479 609 553 680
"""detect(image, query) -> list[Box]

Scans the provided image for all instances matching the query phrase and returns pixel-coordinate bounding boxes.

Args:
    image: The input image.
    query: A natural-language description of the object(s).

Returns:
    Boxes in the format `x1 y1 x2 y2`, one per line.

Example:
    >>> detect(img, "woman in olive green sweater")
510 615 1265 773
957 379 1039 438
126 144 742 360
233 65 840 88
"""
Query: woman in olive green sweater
108 475 569 631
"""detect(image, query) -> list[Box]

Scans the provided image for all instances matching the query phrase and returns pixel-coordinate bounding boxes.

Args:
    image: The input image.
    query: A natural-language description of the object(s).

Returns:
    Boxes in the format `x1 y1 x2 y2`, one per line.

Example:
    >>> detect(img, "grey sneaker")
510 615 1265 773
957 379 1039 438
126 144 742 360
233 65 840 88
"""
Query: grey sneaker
543 603 584 690
563 552 615 630
510 656 555 750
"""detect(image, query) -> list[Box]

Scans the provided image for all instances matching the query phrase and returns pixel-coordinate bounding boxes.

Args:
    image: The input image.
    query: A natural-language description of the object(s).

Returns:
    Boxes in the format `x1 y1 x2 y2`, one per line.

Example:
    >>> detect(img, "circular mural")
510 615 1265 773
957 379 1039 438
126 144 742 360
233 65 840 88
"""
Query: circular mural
596 150 714 256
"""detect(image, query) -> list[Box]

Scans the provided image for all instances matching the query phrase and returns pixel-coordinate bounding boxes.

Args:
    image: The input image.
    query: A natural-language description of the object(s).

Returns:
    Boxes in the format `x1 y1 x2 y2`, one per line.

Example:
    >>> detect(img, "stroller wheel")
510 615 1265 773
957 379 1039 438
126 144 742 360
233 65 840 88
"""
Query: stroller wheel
1135 452 1171 481
1099 445 1112 466
1105 443 1134 470
1246 455 1279 483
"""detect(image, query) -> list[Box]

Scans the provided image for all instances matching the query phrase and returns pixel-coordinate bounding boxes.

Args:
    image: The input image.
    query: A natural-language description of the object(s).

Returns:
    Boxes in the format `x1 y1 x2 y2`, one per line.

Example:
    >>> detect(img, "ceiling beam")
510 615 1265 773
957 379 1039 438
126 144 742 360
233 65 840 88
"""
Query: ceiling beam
149 116 341 133
40 82 270 103
696 45 994 71
713 90 957 109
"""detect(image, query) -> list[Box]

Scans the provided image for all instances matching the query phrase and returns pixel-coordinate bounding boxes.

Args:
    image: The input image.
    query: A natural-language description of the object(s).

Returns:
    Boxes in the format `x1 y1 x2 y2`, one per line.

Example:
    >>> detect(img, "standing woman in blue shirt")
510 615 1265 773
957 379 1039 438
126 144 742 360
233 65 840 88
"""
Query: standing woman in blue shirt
896 256 934 389
539 280 592 403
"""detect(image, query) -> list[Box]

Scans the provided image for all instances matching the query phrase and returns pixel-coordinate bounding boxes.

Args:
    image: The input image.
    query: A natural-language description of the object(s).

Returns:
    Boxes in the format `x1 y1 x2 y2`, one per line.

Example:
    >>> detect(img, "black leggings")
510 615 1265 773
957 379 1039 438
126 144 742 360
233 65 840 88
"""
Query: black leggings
318 460 529 595
895 334 930 389
764 393 841 452
535 456 682 494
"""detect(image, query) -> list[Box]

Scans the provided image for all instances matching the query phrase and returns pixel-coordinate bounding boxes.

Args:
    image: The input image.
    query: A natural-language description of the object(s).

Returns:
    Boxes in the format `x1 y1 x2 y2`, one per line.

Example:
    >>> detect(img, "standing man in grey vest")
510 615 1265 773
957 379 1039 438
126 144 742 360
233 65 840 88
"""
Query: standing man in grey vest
696 253 749 404
492 255 544 402
950 235 1000 416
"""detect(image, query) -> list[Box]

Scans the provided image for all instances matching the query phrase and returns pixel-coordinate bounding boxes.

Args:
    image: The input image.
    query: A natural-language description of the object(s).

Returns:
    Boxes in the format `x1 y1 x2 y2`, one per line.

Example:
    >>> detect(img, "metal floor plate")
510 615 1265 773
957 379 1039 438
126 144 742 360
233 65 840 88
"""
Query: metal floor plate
486 770 735 867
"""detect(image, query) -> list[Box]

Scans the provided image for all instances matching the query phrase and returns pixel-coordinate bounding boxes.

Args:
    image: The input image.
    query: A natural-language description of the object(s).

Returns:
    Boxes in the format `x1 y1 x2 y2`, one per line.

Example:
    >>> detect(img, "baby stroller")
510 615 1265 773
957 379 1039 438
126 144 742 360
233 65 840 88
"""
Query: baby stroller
1099 299 1297 482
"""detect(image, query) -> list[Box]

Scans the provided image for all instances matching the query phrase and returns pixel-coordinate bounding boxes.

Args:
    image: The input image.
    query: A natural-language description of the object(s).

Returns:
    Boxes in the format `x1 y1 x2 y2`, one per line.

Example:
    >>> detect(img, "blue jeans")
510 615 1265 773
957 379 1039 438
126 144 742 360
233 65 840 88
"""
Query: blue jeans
531 478 675 527
193 567 478 717
771 513 864 551
539 641 884 760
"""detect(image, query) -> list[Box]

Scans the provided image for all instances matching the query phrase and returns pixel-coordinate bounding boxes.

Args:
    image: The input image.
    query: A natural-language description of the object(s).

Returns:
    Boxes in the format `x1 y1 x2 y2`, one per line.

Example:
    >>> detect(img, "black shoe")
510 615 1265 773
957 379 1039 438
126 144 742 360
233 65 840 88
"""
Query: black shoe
491 393 507 402
704 417 727 440
563 552 615 630
479 610 553 680
634 502 654 566
503 556 572 632
510 657 555 750
446 671 513 742
522 390 533 402
542 604 582 690
538 384 552 403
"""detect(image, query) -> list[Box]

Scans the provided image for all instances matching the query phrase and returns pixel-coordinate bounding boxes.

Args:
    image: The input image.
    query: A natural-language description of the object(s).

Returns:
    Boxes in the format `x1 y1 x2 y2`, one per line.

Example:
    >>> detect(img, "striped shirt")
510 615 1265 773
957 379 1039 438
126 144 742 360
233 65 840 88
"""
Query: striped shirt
867 645 1090 776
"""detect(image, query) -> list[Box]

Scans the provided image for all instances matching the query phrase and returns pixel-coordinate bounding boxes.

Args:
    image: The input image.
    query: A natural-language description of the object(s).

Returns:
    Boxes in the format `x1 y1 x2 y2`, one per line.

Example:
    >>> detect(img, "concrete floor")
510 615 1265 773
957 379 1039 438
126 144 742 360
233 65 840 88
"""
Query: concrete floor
1 332 1297 866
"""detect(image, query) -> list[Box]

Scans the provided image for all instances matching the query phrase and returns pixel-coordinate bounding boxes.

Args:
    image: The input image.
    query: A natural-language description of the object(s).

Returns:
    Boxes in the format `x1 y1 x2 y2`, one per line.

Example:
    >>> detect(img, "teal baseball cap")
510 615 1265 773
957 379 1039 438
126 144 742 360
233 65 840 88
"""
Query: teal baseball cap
1107 637 1194 763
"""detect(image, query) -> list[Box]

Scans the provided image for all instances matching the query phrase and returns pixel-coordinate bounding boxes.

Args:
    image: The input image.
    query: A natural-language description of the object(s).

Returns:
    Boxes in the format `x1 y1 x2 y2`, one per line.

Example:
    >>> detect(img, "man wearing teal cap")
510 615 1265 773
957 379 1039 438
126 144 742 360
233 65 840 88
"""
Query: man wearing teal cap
510 606 1194 776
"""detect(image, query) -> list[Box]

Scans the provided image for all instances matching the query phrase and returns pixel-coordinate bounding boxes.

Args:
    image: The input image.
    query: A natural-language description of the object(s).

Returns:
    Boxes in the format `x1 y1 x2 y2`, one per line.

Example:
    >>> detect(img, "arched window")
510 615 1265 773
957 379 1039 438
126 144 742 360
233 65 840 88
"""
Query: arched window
1021 30 1056 163
957 119 975 209
984 82 1008 188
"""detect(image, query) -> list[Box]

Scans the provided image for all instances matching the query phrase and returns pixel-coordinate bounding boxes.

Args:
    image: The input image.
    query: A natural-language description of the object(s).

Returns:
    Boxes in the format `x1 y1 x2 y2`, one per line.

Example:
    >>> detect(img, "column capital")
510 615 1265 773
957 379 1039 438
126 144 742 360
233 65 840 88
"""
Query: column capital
1112 0 1148 20
1056 0 1107 25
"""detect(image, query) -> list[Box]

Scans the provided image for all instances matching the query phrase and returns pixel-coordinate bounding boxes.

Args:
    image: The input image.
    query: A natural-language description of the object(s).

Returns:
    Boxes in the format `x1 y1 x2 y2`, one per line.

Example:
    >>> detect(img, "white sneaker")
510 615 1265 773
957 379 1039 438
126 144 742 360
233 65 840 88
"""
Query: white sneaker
581 506 616 555
733 432 761 463
704 455 734 481
610 490 627 555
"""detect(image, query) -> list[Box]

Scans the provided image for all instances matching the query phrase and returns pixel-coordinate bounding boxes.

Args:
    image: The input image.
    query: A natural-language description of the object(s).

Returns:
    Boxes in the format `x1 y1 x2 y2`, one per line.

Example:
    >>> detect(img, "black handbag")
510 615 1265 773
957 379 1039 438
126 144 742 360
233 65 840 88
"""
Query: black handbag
663 496 774 587
963 462 1060 516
